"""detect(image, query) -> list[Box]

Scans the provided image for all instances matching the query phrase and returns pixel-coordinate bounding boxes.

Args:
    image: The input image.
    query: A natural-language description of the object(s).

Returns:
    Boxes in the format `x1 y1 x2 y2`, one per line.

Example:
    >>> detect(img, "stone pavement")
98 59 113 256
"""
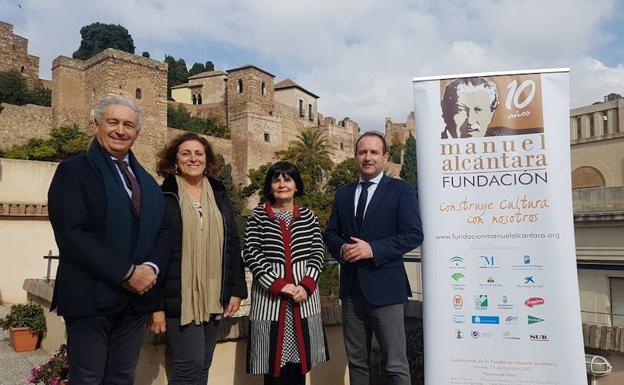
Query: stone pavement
0 305 49 385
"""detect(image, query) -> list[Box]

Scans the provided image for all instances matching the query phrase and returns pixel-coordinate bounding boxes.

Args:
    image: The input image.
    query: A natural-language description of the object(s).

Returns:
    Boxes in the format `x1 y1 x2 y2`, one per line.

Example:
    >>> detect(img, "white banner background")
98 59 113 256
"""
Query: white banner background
414 69 586 385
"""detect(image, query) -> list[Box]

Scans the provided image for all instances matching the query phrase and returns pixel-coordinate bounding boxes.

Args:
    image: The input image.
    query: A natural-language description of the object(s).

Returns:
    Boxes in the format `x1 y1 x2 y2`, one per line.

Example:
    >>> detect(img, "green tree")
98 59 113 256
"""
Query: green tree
215 154 247 238
388 143 404 163
216 155 243 216
205 61 215 71
29 87 51 106
399 133 417 187
327 158 358 191
275 129 333 192
3 125 90 161
141 51 150 58
0 69 52 106
48 125 92 158
0 69 30 105
241 163 272 199
72 23 135 60
188 63 206 77
165 55 189 98
167 104 229 138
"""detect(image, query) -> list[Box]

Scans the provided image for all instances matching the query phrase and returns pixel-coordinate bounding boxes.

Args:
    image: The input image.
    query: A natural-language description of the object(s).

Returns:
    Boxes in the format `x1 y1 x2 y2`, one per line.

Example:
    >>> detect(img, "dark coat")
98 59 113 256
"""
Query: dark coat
48 154 173 317
159 175 248 318
324 175 423 306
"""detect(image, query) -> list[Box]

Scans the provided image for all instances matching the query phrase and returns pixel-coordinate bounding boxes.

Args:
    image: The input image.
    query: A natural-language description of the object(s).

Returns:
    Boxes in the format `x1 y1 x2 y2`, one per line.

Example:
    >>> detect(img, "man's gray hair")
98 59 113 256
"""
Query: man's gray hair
91 95 142 130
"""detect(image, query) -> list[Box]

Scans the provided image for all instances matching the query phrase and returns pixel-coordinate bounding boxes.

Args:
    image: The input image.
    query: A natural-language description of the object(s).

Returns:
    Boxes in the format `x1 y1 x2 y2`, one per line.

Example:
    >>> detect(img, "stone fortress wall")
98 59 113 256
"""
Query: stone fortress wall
0 21 41 88
173 65 362 182
0 20 362 188
385 111 415 147
0 104 52 148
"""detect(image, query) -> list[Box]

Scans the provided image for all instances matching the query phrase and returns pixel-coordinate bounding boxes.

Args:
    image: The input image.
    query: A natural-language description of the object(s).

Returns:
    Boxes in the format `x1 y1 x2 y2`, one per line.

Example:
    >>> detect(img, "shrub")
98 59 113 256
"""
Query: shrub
3 124 90 161
167 104 229 138
0 303 47 337
318 262 339 297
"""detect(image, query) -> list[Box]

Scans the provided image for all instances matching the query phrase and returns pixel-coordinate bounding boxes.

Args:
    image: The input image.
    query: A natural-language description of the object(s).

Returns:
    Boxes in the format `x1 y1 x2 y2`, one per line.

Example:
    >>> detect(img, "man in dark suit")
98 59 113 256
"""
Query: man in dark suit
48 96 172 385
325 132 423 385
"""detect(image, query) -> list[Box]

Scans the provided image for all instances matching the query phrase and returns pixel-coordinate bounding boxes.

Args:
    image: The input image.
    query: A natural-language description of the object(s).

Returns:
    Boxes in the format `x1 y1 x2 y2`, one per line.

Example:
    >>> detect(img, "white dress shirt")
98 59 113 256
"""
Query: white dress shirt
353 172 384 219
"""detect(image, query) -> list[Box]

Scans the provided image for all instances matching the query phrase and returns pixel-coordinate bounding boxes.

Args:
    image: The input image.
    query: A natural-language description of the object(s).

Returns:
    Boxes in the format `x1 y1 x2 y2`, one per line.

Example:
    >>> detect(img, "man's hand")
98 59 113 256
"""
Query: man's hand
224 296 242 317
343 237 373 262
126 264 157 295
292 286 309 303
148 311 166 334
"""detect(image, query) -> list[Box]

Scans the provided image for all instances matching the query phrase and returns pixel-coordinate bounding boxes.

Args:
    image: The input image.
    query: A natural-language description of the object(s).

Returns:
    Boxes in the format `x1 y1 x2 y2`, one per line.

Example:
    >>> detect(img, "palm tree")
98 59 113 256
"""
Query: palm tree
276 128 334 191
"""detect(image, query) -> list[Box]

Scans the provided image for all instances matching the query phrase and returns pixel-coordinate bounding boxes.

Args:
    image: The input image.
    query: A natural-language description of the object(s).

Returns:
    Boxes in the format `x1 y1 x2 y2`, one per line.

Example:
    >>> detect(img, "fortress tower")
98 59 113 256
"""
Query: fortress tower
51 49 168 169
0 21 43 88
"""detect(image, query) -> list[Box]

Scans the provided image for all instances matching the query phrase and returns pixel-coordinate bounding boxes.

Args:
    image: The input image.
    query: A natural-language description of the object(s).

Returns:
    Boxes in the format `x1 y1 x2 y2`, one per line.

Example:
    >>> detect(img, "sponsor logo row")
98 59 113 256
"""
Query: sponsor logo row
451 272 543 289
449 255 544 270
454 329 549 342
453 294 544 311
451 314 544 326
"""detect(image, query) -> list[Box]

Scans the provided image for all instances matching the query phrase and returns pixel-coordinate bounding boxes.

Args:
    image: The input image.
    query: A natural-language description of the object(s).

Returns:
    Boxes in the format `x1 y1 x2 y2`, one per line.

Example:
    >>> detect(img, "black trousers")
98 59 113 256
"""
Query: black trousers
264 363 306 385
64 309 148 385
165 317 220 385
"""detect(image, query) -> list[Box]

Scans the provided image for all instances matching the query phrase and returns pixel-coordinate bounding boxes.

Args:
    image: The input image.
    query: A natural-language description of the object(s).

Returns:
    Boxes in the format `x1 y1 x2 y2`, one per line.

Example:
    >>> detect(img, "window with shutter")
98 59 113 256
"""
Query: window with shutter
609 277 624 326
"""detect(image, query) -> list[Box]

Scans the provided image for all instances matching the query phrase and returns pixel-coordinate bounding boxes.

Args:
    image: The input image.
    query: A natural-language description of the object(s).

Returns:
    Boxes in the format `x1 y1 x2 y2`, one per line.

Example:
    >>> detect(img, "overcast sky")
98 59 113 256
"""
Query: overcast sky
2 0 623 131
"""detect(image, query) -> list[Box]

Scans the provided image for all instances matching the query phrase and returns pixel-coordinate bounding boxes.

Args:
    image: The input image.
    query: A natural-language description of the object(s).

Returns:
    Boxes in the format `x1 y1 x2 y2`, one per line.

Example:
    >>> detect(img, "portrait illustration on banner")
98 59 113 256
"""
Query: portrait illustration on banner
440 74 544 139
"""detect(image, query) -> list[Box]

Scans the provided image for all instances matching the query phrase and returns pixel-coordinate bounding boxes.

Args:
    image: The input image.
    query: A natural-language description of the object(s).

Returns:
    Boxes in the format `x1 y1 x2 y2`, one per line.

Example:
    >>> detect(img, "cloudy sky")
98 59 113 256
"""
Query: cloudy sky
2 0 623 131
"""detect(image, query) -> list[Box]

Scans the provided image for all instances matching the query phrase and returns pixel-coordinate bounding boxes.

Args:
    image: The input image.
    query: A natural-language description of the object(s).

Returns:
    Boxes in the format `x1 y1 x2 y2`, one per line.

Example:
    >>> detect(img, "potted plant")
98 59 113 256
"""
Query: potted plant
28 344 69 385
0 303 47 352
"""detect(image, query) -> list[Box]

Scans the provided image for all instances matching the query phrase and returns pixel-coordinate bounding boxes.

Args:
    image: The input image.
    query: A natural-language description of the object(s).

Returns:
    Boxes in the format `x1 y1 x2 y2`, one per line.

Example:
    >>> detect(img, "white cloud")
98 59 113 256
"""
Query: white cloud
3 0 623 130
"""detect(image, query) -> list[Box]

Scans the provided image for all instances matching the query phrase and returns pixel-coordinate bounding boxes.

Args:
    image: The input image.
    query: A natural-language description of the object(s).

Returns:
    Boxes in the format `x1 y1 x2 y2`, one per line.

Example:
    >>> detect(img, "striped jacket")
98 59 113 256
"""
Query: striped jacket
244 202 329 376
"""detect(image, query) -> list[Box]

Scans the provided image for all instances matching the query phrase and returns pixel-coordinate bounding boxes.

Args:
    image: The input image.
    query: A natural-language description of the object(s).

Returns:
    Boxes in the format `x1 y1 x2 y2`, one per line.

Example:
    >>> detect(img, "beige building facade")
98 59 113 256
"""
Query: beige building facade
564 96 624 384
0 158 58 304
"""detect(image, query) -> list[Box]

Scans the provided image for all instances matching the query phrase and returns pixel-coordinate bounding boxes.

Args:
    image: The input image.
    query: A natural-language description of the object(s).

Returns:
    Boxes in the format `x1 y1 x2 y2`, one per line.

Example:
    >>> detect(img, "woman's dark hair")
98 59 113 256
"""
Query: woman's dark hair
156 132 220 177
262 161 304 204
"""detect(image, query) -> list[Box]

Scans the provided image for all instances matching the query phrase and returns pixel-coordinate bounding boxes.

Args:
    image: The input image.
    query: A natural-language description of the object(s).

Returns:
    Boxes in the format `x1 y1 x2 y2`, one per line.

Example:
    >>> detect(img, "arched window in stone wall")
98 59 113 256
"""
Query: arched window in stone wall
571 166 606 189
192 94 197 105
20 66 25 73
135 88 142 100
197 94 202 105
238 79 243 93
261 81 266 96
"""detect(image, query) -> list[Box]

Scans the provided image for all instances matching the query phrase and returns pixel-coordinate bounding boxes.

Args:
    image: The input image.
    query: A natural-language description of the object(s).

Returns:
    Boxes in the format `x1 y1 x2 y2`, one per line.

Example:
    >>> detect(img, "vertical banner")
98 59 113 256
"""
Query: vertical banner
413 69 586 385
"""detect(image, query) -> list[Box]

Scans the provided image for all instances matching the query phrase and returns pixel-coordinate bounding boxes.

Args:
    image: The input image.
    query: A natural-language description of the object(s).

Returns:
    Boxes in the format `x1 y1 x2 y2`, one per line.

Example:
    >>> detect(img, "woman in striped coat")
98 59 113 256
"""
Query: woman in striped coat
244 161 329 385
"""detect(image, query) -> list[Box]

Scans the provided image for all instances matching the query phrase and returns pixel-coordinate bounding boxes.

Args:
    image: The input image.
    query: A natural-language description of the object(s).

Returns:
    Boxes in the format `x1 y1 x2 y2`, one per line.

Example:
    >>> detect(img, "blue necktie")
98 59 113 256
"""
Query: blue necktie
355 181 373 230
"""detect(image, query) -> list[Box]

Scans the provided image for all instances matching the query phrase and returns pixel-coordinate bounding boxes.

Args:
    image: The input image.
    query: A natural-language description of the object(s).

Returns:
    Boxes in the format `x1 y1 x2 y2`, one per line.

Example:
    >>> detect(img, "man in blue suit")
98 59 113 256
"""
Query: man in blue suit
325 132 423 385
48 96 172 385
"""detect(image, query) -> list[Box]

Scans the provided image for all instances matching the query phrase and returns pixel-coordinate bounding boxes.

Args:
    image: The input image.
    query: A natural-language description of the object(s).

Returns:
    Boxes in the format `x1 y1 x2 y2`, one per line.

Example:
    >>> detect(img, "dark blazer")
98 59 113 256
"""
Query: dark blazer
159 175 248 318
48 154 173 317
324 175 423 306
